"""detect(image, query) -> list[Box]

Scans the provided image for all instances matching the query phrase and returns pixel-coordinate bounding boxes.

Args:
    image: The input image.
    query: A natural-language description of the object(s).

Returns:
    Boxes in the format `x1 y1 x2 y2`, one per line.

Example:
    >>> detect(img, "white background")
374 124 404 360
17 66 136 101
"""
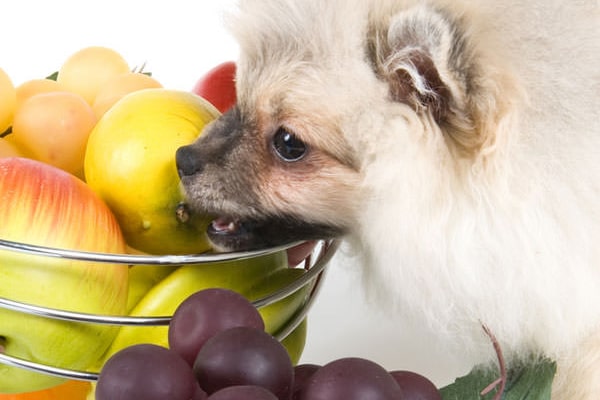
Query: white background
1 0 472 386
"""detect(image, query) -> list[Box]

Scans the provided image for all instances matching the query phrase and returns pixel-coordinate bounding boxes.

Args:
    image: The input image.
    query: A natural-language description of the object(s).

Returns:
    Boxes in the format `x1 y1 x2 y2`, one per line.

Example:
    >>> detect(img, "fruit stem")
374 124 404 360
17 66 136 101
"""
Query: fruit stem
0 336 6 353
175 202 192 224
0 126 11 138
480 324 507 400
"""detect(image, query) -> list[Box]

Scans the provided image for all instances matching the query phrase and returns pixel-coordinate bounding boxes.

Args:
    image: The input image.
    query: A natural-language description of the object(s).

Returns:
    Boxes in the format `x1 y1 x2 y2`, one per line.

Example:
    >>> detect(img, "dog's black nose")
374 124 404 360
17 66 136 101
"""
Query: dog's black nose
176 145 204 177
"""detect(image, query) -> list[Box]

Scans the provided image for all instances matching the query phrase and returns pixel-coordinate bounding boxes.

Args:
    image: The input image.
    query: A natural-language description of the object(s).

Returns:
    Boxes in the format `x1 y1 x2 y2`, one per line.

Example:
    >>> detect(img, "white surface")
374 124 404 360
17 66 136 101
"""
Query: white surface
1 0 471 387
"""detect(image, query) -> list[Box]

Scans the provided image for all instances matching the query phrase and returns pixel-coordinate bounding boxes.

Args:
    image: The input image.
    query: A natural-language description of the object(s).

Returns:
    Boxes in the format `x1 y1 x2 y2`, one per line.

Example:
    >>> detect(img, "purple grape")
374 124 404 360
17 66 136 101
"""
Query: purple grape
292 364 321 399
298 357 403 400
193 326 294 400
169 288 265 365
207 385 278 399
390 370 442 400
96 343 206 400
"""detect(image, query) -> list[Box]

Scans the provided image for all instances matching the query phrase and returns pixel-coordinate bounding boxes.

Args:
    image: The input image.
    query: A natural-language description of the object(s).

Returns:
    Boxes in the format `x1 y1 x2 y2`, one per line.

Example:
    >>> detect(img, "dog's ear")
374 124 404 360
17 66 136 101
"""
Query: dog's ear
372 6 472 122
370 5 492 153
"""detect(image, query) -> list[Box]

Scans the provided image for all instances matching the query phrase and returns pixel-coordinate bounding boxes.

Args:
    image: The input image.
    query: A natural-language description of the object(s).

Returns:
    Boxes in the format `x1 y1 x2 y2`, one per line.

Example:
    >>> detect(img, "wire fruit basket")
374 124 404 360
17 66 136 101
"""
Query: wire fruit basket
0 238 338 382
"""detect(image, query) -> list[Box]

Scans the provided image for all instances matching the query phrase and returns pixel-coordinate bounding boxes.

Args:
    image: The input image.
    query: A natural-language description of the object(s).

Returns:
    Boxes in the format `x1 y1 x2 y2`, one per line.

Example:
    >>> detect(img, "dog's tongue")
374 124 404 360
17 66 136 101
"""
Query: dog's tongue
211 217 240 234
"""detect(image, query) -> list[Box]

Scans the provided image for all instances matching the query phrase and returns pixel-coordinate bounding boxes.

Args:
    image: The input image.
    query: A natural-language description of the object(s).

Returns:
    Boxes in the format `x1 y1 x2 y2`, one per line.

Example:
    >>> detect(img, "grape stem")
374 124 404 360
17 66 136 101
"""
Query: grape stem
480 324 507 400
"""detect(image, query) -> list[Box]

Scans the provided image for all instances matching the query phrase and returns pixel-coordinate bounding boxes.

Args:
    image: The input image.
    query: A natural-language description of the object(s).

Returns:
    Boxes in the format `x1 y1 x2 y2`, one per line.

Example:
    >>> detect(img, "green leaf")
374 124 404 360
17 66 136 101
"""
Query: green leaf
440 365 500 400
45 71 59 81
503 360 556 400
440 359 556 400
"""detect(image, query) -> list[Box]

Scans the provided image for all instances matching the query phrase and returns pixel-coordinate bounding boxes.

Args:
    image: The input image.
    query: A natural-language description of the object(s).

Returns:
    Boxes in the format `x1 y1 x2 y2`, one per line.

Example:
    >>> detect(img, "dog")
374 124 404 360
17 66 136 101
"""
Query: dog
176 0 600 398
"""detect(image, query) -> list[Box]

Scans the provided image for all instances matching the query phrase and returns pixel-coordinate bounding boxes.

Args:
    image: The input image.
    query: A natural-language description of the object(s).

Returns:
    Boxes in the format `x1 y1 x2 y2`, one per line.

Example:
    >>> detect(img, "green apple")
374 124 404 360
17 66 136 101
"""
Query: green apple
97 250 288 365
247 268 312 335
0 157 129 393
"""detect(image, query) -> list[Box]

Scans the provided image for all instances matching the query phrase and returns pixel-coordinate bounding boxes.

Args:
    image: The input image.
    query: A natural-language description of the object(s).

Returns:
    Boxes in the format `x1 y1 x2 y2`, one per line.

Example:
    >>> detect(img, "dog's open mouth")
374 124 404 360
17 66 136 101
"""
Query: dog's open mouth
207 216 272 252
210 216 244 236
206 214 344 252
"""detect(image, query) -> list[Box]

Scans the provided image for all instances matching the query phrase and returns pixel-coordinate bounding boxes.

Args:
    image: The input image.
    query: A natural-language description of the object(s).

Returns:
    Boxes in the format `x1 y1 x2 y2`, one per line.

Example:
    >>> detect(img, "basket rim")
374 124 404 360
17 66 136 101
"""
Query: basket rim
0 238 305 265
0 239 338 326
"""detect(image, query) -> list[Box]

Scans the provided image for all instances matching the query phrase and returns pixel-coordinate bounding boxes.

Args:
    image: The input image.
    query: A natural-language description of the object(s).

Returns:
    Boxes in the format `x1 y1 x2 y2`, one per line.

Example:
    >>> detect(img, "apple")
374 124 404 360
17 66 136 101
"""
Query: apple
191 61 236 113
0 157 129 393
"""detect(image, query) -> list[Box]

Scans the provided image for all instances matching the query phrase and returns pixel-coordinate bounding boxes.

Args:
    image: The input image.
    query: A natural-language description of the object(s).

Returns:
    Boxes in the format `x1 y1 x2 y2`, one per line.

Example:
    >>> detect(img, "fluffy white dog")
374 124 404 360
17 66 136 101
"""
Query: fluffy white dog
176 0 600 397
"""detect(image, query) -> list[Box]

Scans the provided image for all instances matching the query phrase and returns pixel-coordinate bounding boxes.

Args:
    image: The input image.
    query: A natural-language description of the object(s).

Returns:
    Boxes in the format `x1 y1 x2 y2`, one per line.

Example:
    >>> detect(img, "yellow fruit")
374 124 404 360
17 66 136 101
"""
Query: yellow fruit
15 79 66 112
84 89 220 254
11 91 96 177
57 46 130 104
0 68 16 133
97 251 287 365
0 139 22 158
92 72 163 119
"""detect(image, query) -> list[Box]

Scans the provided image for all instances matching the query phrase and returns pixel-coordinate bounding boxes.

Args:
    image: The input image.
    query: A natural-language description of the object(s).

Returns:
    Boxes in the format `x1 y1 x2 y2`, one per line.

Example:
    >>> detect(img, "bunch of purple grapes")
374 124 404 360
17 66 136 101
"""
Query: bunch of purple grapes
95 288 443 400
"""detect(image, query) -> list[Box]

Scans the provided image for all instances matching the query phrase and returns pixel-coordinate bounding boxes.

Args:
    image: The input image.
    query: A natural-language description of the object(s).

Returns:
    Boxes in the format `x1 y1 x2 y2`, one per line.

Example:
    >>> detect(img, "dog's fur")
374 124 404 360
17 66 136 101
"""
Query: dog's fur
176 0 600 397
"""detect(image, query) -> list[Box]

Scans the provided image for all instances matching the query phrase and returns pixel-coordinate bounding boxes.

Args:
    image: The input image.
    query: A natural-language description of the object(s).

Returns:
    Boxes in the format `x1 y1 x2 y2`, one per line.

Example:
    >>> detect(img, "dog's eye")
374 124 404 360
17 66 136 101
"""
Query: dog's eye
272 127 307 162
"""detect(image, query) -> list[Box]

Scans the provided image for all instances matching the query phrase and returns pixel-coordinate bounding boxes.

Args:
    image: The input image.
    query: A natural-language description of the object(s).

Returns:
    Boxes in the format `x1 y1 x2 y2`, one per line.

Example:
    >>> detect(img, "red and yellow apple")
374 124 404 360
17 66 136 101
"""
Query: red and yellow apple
0 157 129 393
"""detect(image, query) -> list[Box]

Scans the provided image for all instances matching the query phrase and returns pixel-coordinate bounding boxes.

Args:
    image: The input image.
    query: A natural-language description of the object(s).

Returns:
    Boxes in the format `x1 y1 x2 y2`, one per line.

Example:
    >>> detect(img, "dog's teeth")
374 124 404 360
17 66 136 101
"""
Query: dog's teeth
211 217 240 234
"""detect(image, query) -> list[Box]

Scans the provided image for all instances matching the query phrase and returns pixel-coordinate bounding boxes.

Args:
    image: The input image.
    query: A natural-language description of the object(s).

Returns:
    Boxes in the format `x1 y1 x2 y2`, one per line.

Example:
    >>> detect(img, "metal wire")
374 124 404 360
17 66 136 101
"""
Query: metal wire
0 238 302 265
0 239 338 382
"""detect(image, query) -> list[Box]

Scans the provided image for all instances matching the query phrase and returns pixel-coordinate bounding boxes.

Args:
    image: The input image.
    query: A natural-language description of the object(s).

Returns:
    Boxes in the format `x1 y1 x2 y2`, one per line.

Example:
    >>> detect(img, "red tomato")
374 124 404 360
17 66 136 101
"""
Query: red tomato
191 61 236 113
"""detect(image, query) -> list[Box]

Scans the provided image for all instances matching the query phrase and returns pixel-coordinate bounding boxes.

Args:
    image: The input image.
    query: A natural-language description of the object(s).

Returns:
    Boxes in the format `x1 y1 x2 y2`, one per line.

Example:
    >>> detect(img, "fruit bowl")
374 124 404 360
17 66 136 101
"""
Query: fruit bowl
0 238 338 383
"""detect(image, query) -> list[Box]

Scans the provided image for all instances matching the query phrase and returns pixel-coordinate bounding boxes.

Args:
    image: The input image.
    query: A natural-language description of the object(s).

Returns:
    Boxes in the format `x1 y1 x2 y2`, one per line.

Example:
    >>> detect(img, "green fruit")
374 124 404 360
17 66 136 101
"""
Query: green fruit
280 318 308 365
248 268 312 335
125 264 179 311
98 251 287 364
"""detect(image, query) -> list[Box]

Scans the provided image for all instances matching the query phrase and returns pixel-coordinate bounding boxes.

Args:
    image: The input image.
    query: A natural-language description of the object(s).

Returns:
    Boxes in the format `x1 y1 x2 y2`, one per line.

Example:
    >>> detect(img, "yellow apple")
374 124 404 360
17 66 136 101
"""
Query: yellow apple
0 157 128 393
